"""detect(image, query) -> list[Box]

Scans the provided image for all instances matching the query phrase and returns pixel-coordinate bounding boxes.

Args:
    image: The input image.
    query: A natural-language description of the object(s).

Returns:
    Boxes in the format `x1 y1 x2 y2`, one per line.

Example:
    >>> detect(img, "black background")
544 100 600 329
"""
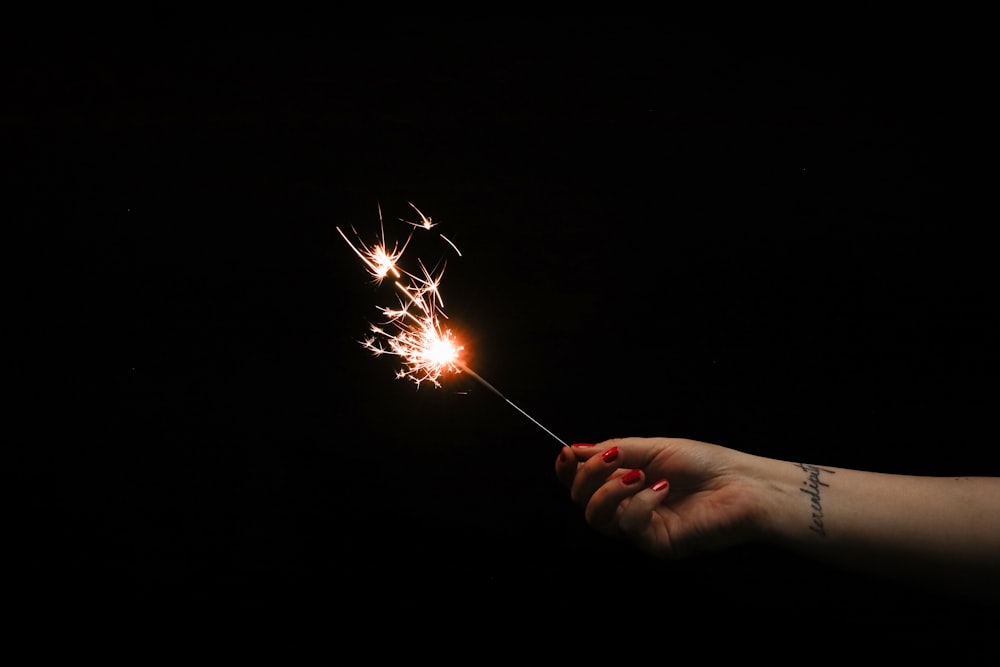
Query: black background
12 20 998 658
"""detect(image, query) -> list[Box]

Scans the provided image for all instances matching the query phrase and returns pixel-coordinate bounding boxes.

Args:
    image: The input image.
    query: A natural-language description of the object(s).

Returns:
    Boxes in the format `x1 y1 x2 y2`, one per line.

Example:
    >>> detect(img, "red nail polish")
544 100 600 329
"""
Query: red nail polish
572 443 595 448
601 446 619 463
621 469 642 485
650 478 669 492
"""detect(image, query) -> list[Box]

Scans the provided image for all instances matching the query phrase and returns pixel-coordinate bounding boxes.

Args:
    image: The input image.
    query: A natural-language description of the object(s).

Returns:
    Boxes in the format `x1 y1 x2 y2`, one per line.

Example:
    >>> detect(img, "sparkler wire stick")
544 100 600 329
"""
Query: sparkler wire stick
339 203 570 449
455 361 570 449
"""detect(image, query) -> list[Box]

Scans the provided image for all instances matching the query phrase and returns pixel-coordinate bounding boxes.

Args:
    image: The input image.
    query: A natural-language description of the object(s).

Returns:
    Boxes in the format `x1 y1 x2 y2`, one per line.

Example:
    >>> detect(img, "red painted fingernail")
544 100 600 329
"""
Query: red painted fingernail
621 469 642 485
650 478 669 492
601 446 619 463
572 443 595 448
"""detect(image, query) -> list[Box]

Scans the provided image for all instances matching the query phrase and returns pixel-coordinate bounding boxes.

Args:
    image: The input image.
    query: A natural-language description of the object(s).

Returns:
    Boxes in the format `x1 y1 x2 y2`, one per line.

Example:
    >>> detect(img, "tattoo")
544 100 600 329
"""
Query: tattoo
794 463 836 537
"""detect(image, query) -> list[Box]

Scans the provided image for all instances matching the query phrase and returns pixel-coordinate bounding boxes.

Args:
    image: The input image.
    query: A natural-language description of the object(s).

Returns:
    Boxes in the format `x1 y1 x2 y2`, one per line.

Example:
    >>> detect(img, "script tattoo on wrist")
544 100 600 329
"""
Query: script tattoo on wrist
794 463 836 537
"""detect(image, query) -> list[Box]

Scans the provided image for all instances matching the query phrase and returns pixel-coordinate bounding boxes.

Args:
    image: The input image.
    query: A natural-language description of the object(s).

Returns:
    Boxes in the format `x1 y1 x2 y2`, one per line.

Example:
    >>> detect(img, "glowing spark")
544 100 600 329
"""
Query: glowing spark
402 201 435 229
340 203 569 448
363 270 463 388
336 204 410 283
338 207 459 388
401 201 461 256
439 233 462 257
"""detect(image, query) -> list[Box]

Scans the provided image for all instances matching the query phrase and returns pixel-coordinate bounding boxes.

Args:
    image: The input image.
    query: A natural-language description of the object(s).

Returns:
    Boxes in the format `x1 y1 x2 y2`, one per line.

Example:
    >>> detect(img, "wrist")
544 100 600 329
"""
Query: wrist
740 454 834 549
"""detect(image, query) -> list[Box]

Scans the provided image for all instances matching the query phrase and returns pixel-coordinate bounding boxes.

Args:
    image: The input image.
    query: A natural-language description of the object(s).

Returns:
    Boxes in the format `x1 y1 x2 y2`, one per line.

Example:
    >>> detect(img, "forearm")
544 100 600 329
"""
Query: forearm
748 456 1000 600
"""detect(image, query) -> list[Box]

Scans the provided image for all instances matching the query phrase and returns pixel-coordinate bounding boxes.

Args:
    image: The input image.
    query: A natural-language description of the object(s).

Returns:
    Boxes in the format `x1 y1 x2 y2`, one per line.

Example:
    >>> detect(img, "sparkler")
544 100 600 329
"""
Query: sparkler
338 202 569 449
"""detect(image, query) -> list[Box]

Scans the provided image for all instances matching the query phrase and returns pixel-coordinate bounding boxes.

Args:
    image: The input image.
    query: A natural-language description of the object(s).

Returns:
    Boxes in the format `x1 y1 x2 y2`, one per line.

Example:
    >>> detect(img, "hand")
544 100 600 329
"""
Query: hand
556 437 1000 601
555 437 769 559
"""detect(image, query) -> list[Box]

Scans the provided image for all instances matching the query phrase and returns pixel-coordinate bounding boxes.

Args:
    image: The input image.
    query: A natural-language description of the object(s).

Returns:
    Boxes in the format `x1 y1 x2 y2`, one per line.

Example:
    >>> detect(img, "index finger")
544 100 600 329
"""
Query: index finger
554 443 606 489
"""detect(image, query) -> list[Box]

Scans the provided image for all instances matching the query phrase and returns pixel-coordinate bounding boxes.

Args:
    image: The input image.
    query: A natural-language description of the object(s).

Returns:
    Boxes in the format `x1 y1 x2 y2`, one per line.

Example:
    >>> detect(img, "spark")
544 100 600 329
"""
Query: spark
361 272 463 389
402 201 435 229
439 233 462 257
339 204 460 388
402 201 462 256
336 203 410 283
339 203 569 448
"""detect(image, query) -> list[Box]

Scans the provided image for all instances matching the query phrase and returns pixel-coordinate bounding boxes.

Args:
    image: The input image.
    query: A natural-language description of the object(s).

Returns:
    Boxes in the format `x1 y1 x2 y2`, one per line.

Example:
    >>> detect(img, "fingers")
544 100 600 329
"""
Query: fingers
569 442 629 506
554 442 603 490
554 445 578 489
617 477 670 536
585 466 644 535
588 472 672 538
557 440 643 506
557 439 673 540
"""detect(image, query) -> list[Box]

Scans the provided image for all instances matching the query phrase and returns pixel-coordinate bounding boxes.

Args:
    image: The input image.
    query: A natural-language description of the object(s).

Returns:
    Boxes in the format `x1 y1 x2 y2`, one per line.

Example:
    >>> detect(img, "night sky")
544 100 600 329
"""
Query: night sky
13 22 998 656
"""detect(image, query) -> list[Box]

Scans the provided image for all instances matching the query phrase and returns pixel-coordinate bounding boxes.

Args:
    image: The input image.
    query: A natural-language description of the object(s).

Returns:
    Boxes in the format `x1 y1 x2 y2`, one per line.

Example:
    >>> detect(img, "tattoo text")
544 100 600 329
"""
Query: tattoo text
795 463 836 537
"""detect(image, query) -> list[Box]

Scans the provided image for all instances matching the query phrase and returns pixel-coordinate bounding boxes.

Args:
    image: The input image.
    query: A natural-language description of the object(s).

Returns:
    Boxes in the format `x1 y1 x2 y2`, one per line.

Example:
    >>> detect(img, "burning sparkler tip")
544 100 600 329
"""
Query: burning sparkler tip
341 202 568 447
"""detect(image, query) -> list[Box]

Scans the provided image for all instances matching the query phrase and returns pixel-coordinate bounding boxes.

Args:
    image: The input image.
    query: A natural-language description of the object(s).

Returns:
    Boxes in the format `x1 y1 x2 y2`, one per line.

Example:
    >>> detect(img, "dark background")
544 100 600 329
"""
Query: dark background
12 20 997 657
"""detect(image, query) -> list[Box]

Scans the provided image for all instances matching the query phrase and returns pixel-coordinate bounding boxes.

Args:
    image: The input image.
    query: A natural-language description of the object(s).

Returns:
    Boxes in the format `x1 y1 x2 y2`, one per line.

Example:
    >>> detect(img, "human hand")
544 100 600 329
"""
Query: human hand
555 437 770 559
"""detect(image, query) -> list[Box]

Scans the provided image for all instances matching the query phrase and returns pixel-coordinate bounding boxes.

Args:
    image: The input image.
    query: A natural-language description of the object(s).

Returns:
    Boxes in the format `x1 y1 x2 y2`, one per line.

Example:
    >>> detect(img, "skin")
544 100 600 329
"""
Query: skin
555 437 1000 602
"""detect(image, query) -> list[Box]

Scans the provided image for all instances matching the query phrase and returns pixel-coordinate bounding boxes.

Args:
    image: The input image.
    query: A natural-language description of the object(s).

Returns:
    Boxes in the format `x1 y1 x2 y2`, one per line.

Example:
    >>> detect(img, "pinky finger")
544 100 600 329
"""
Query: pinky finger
584 468 642 536
617 478 671 536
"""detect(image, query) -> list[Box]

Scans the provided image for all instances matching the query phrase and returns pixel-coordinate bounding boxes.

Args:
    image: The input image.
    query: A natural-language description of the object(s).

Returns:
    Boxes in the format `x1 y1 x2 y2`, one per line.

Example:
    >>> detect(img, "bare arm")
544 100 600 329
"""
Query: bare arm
754 458 1000 600
558 438 1000 602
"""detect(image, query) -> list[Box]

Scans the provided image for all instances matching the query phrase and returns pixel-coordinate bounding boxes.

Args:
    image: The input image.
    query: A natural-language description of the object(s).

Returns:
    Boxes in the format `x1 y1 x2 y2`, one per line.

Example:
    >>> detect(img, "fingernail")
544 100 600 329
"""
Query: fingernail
621 469 642 485
650 478 669 492
572 443 595 448
601 446 619 463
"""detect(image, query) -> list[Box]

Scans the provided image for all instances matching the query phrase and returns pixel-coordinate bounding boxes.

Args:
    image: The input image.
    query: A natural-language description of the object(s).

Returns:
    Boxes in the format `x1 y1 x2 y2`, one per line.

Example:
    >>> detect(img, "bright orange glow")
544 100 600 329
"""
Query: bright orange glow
339 202 569 447
340 204 464 387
